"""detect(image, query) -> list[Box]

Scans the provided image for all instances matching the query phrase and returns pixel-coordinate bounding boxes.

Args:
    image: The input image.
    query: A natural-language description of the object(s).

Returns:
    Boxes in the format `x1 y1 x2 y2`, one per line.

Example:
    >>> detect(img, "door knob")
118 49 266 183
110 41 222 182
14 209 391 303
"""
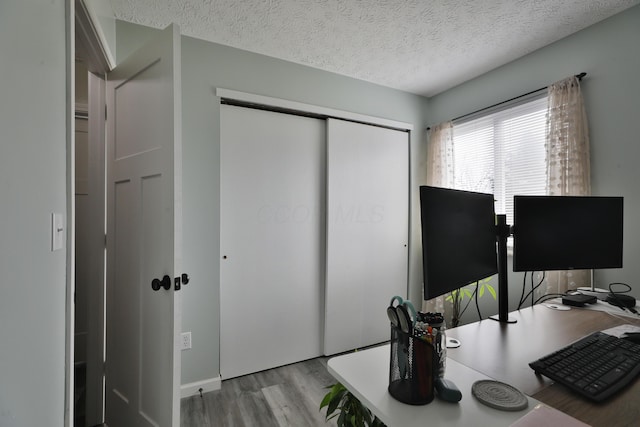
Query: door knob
151 275 171 291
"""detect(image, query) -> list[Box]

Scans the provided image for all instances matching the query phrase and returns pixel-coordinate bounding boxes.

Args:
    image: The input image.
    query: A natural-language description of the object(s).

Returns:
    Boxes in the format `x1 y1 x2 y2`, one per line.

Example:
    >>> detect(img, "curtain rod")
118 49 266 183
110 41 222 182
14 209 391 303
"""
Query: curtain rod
427 72 586 130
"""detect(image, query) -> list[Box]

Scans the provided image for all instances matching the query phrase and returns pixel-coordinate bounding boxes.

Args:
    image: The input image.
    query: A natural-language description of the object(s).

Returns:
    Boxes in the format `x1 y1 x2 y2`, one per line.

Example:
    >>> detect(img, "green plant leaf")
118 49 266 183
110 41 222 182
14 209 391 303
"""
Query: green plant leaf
321 382 344 408
319 390 332 410
486 284 497 299
321 383 350 421
326 391 347 418
320 382 387 427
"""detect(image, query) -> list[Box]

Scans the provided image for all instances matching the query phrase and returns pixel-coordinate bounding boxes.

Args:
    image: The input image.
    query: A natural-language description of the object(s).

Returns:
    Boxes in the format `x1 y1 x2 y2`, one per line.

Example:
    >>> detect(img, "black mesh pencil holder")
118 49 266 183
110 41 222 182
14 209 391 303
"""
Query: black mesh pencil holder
388 325 437 405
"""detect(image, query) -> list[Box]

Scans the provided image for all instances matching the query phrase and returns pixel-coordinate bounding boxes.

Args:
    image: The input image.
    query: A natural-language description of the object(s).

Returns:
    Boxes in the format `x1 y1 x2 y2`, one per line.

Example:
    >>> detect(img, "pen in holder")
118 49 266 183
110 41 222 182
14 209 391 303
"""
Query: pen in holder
388 324 437 405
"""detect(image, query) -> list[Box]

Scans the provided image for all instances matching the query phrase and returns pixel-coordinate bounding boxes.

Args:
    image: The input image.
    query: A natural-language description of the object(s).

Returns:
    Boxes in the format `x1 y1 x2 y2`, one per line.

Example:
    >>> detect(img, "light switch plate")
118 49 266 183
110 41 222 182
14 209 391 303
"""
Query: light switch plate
52 213 64 251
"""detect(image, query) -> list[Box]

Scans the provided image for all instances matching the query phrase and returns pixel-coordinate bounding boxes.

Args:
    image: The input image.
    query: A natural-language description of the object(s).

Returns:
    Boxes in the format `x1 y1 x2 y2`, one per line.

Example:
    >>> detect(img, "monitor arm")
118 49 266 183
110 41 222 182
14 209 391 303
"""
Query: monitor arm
490 214 517 323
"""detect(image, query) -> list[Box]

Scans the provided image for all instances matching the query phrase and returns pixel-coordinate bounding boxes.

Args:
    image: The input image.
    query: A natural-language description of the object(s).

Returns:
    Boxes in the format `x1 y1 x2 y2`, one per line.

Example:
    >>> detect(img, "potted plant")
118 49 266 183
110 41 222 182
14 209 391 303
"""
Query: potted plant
446 277 496 327
320 382 386 427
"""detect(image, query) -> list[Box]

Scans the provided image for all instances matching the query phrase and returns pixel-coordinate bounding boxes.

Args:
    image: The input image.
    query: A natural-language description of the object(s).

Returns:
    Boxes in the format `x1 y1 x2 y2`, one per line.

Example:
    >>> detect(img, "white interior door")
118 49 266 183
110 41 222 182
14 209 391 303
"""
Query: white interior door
220 105 325 379
324 118 409 355
105 24 182 427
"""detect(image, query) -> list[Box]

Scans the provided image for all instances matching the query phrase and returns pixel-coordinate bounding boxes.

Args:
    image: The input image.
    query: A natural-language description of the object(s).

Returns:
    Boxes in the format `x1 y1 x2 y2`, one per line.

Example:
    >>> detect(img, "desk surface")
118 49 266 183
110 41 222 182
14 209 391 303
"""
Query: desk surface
328 345 539 427
328 304 640 427
446 304 640 427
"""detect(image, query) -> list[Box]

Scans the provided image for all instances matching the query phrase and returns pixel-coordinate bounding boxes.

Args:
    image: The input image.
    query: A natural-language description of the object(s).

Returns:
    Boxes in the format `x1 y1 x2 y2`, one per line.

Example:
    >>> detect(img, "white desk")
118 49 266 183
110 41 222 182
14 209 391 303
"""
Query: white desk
327 344 539 427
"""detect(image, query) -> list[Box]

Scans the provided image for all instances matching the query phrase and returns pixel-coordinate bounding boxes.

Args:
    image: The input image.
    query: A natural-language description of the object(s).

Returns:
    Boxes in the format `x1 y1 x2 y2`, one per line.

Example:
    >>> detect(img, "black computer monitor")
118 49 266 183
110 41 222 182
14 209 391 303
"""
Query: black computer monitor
512 196 624 272
420 186 499 300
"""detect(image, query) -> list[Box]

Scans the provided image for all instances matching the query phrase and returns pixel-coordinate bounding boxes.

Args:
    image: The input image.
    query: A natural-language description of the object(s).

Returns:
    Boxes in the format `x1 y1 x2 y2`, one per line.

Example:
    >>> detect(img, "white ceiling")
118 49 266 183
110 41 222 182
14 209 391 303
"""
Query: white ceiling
108 0 640 97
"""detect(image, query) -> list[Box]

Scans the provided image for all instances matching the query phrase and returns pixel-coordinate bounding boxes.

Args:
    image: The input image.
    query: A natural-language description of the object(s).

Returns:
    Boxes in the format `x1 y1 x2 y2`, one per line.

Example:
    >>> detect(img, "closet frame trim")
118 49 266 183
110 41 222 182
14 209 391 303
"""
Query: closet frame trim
216 88 413 133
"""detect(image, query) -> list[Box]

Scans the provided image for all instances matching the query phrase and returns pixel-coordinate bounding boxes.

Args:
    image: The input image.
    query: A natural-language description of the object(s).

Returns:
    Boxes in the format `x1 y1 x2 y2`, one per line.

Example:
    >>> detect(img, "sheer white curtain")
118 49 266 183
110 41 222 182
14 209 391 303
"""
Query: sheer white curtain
545 75 592 294
422 122 453 314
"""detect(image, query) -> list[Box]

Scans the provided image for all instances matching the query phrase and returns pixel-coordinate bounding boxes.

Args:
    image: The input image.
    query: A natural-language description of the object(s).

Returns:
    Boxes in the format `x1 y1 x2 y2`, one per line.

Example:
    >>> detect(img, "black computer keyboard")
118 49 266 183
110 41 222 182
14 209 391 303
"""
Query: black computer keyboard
529 331 640 402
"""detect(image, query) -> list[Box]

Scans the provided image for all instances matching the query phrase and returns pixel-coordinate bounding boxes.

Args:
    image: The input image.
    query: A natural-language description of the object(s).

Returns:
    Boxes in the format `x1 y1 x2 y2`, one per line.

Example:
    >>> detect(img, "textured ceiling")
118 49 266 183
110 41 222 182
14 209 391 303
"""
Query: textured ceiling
108 0 640 97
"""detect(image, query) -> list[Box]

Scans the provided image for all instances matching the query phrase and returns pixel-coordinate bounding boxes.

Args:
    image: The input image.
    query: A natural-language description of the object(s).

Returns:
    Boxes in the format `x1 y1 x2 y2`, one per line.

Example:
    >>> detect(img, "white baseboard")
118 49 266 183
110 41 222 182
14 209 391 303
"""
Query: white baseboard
180 376 222 398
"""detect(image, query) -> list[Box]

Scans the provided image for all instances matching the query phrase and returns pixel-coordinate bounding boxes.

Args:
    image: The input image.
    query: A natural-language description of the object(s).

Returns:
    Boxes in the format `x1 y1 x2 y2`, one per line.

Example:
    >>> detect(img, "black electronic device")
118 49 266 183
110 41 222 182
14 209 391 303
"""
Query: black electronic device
512 196 624 272
562 294 597 307
606 293 636 309
419 186 498 301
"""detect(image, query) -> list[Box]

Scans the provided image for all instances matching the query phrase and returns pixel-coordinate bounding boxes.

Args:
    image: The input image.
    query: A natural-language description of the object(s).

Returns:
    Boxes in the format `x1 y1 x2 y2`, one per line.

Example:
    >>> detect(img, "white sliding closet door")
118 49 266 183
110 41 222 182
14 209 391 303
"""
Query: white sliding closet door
220 105 325 379
324 119 409 355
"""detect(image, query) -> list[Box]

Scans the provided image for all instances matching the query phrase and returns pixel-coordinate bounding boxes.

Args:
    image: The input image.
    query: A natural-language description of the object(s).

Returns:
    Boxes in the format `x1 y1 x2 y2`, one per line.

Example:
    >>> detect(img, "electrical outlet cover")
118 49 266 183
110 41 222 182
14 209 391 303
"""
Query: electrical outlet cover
181 332 192 350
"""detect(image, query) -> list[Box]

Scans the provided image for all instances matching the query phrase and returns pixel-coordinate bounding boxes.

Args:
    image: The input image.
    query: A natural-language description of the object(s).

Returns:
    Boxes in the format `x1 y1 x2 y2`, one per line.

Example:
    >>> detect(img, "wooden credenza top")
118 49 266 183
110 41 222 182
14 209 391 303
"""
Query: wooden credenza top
446 304 640 427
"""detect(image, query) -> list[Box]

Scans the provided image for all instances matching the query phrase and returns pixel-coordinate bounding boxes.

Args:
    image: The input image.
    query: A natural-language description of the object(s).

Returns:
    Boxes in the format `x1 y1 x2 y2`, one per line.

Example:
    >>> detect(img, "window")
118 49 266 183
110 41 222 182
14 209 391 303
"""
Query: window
452 95 547 225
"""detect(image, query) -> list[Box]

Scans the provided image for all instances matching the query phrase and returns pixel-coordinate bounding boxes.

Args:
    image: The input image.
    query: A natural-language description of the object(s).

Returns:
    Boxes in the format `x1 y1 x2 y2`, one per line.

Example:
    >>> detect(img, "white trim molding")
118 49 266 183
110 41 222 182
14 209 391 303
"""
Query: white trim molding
76 0 116 73
216 88 413 132
181 376 222 398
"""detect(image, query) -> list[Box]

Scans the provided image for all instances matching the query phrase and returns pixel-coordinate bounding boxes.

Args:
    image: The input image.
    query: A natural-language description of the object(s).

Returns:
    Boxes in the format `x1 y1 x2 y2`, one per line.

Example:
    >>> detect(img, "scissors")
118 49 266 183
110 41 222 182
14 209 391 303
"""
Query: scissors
387 296 416 379
387 295 416 334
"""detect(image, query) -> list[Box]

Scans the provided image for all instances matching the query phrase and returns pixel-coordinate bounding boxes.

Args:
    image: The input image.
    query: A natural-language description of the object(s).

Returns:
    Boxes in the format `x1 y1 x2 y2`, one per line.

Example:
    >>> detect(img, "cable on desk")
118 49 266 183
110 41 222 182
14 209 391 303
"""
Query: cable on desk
519 271 546 309
606 282 637 314
604 309 640 323
456 285 478 321
474 281 482 320
534 293 567 305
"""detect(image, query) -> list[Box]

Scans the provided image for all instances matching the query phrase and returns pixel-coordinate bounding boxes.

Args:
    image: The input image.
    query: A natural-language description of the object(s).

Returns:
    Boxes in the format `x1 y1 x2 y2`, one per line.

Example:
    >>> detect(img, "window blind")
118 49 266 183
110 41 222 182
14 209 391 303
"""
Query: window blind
452 95 547 225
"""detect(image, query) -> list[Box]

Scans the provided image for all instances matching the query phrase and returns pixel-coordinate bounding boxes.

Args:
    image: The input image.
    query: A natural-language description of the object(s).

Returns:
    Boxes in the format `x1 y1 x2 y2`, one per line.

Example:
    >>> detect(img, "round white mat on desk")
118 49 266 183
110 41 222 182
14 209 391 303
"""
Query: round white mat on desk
471 380 529 411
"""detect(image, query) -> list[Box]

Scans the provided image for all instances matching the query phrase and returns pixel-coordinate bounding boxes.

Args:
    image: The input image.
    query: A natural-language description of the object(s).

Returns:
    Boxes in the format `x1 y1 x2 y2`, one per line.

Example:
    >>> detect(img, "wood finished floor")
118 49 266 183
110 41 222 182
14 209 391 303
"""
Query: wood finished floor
181 357 339 427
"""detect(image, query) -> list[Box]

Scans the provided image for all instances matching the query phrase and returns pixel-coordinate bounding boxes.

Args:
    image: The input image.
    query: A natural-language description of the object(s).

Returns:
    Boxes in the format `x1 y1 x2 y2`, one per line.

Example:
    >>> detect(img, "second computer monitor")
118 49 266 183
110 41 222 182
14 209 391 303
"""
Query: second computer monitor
512 195 624 272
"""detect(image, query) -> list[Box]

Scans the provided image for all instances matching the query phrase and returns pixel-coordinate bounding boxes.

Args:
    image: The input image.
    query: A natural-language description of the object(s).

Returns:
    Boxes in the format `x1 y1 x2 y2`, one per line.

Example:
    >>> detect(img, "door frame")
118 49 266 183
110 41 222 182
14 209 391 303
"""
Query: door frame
71 0 112 424
84 71 107 426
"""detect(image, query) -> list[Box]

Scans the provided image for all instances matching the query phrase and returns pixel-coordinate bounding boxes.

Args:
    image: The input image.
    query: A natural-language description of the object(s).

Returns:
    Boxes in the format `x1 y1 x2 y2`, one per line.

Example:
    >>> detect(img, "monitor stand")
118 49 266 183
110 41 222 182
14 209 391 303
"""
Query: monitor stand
489 214 517 323
577 270 609 300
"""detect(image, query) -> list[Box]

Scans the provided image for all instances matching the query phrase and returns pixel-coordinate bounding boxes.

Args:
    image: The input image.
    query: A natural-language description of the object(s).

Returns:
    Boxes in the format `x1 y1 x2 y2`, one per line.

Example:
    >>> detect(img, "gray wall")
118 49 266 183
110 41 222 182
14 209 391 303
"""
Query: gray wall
0 0 70 426
117 21 429 386
428 5 640 320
